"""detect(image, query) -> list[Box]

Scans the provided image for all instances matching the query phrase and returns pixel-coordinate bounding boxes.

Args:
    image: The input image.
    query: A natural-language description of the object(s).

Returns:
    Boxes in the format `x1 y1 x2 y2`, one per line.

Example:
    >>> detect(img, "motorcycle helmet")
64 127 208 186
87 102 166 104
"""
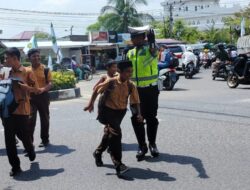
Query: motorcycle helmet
217 43 224 50
186 46 193 52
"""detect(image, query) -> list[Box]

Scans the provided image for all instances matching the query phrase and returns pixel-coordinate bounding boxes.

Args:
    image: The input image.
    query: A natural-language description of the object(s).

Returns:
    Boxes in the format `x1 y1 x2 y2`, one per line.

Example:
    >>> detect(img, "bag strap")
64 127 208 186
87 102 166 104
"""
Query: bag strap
127 81 133 95
44 68 49 84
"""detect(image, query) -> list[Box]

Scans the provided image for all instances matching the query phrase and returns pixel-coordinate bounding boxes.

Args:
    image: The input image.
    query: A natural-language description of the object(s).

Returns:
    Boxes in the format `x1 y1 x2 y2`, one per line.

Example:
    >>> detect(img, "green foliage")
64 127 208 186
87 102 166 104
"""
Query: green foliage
34 32 50 40
22 62 31 67
223 6 250 43
87 0 154 33
51 71 77 91
203 25 231 44
152 18 235 44
151 20 169 39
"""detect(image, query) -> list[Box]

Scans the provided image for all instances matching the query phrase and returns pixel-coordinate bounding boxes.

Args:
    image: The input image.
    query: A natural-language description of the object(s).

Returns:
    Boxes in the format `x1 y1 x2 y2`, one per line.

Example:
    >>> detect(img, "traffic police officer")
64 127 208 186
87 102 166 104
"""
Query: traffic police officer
127 30 160 161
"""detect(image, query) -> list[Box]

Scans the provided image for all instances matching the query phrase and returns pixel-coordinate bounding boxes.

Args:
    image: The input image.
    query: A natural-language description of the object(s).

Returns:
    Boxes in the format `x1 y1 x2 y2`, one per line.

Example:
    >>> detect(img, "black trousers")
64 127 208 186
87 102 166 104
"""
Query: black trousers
132 85 159 147
29 92 50 143
96 107 126 166
2 115 34 170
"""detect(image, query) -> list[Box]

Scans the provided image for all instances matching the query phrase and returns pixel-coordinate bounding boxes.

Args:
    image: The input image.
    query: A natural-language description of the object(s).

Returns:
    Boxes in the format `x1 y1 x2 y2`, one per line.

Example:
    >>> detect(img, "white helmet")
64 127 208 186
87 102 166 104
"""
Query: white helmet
187 46 193 52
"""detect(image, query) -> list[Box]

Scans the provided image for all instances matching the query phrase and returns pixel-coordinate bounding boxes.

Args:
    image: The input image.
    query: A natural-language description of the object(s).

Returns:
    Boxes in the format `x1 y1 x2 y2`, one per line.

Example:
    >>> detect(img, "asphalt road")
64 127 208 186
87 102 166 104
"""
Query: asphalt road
0 69 249 190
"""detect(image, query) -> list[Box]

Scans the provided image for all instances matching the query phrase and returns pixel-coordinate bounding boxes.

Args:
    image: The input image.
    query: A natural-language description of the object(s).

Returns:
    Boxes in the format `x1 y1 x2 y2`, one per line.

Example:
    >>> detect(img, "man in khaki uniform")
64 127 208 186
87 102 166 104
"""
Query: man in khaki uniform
3 47 39 176
28 49 52 147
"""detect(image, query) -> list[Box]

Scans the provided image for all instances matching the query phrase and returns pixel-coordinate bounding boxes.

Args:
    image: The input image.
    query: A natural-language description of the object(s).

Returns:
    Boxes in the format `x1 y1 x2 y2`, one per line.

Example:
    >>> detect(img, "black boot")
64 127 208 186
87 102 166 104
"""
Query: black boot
149 144 159 157
93 151 103 167
136 145 148 161
9 167 22 177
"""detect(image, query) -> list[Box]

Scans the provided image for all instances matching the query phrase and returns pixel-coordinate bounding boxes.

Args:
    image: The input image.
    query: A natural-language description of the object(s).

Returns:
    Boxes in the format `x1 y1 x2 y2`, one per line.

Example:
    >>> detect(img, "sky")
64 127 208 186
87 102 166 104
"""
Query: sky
0 0 249 38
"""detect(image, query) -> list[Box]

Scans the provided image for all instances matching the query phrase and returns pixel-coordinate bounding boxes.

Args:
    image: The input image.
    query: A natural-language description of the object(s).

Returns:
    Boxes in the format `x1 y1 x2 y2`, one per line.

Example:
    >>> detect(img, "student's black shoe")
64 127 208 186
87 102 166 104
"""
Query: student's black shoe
136 146 148 161
93 151 103 167
9 167 22 177
28 150 36 162
39 141 49 148
149 144 159 157
116 163 129 177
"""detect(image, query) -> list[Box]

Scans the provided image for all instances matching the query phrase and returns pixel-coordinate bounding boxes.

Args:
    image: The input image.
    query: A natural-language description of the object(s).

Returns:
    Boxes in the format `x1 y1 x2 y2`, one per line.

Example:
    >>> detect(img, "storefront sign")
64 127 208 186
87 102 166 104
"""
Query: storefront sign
117 33 131 45
90 31 108 42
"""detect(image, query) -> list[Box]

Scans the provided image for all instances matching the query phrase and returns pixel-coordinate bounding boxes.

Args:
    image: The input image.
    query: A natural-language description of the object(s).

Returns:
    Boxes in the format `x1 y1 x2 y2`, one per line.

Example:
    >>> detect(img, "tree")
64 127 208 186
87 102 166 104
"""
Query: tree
223 5 250 43
87 0 154 33
87 14 111 32
34 32 50 40
152 19 203 43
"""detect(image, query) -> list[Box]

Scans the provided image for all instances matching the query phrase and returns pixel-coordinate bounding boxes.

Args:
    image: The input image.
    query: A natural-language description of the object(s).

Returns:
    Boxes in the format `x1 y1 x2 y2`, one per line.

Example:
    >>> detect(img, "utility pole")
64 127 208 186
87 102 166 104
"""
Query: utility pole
169 4 174 38
162 15 167 38
70 25 74 36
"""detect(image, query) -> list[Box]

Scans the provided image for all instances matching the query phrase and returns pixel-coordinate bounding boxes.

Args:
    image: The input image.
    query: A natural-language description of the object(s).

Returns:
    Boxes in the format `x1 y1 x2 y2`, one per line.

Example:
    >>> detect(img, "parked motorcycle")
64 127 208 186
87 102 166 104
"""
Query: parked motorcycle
227 57 250 88
82 64 93 81
183 62 196 79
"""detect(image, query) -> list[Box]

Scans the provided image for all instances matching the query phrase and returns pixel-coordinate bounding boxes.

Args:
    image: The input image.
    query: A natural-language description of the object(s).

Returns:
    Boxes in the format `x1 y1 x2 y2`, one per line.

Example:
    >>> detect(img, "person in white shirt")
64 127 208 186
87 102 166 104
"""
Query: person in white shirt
182 47 197 67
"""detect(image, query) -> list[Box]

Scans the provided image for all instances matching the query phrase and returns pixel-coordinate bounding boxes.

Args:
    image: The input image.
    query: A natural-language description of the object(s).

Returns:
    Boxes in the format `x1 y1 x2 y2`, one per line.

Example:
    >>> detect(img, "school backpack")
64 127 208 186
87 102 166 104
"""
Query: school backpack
44 67 50 84
0 78 19 118
97 80 133 125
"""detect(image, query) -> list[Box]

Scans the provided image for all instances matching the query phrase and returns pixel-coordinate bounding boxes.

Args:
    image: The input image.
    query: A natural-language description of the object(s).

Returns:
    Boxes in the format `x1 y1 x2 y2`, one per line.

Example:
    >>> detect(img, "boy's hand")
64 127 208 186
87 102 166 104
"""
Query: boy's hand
18 82 30 91
137 114 144 123
84 103 94 113
37 87 46 94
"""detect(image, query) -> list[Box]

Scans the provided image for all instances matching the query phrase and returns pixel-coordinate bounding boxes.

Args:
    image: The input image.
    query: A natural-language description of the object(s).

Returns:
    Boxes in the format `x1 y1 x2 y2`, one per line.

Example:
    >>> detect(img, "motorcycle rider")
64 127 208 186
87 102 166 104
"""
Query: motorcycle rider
212 44 230 73
158 47 173 70
200 49 212 68
182 46 197 69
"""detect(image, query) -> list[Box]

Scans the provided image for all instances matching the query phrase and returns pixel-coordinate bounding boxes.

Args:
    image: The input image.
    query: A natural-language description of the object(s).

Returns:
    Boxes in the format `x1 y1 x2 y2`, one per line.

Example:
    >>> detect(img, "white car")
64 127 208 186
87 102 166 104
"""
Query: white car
162 45 187 71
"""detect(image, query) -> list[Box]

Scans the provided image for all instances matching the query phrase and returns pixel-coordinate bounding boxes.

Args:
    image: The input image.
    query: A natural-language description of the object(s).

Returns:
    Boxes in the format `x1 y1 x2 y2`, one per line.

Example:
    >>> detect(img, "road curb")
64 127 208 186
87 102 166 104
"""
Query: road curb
49 87 81 101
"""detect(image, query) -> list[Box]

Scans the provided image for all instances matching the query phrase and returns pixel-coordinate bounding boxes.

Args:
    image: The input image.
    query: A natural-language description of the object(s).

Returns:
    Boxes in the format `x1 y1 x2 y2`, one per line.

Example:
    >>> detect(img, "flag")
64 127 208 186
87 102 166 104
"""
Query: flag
241 17 245 37
23 35 38 55
50 23 63 63
48 54 53 70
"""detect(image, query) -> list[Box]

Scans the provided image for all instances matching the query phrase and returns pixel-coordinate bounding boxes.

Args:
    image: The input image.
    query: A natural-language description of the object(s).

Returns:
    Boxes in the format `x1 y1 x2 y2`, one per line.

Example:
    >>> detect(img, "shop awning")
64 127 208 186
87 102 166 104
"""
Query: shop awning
2 40 91 49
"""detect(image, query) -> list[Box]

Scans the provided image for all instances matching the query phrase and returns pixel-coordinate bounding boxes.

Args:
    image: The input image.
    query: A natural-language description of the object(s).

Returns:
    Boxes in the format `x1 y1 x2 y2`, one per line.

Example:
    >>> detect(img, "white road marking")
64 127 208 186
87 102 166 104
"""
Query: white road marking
50 107 59 110
236 99 250 103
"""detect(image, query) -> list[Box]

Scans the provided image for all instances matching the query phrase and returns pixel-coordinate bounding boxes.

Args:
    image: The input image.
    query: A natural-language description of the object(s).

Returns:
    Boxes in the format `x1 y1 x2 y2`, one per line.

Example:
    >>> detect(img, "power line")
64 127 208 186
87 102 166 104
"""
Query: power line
0 7 99 16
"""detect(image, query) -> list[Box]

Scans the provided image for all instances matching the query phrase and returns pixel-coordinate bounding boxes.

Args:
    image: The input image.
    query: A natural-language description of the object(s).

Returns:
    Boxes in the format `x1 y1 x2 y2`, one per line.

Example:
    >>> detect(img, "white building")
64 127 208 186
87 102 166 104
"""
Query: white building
161 0 242 30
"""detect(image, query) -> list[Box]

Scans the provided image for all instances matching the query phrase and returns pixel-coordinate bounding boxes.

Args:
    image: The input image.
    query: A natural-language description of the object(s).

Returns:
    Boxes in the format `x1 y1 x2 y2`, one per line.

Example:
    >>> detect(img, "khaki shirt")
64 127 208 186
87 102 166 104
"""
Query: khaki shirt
93 73 119 90
10 66 39 115
30 64 52 88
97 77 140 110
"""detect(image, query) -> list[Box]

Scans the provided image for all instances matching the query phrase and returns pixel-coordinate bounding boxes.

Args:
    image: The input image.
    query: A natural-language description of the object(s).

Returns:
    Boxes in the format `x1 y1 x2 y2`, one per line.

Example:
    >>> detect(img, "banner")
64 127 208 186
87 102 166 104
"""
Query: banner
48 54 53 70
241 17 246 37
